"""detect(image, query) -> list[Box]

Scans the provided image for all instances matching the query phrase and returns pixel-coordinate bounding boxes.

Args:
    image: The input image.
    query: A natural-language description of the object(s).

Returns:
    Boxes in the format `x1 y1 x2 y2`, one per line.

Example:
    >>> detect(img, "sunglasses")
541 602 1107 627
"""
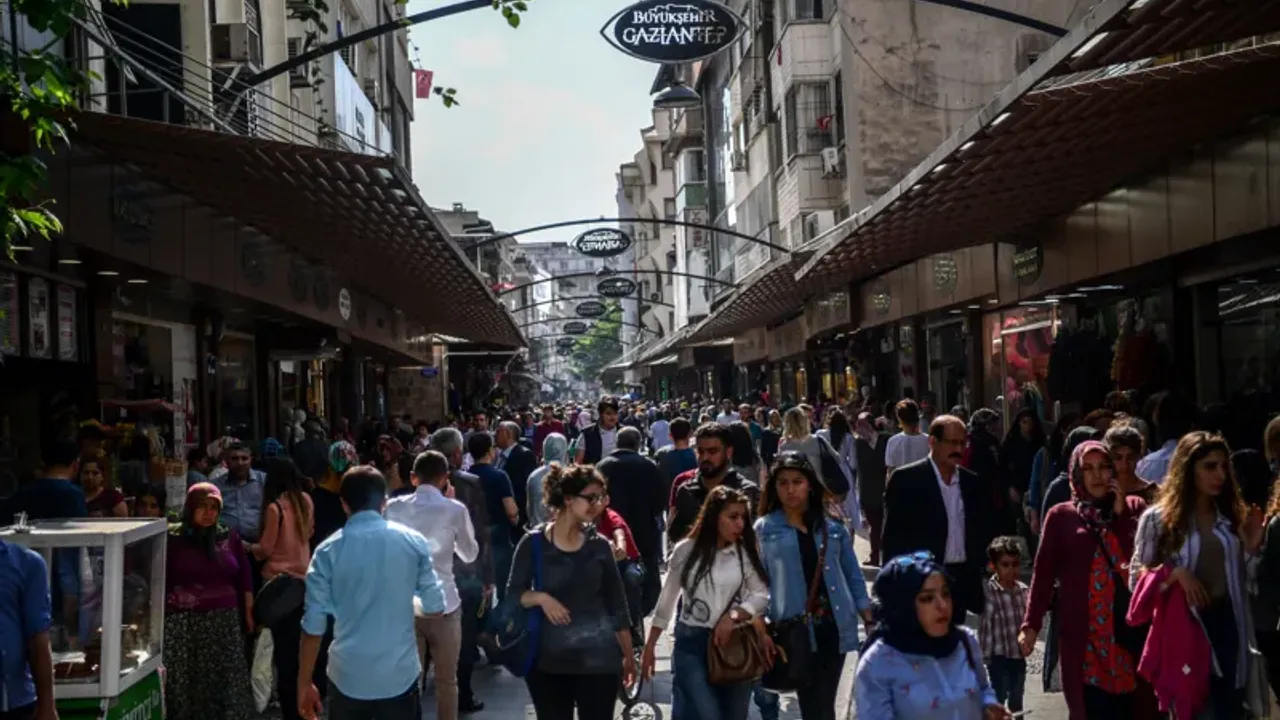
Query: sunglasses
889 550 935 567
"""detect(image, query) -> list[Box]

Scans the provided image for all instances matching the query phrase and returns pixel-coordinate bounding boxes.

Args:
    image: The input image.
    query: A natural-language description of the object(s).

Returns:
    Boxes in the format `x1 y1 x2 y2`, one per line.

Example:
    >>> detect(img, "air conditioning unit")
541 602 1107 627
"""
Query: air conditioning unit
362 78 380 105
730 150 747 172
286 38 309 88
211 23 252 64
820 146 843 177
285 0 310 15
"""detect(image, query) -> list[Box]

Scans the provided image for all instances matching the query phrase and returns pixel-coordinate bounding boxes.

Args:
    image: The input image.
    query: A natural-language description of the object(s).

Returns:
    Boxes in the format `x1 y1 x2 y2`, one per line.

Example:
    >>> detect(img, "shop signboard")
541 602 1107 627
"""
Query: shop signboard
576 300 608 318
111 182 153 246
1013 242 1043 285
56 285 77 361
933 254 959 294
563 321 590 335
805 291 850 337
104 668 164 720
27 277 51 359
570 229 632 259
869 281 892 317
0 272 17 356
419 366 439 378
598 277 638 298
332 53 388 156
338 289 352 321
601 0 746 64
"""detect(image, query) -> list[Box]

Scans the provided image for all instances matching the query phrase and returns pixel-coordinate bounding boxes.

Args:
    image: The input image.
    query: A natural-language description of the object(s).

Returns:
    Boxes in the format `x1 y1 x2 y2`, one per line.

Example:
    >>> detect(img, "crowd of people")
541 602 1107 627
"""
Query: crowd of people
1 387 1279 720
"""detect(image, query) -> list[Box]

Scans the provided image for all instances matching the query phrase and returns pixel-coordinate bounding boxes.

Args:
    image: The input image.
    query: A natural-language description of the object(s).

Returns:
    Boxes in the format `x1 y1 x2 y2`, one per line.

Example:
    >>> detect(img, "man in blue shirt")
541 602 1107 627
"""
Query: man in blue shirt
297 466 445 720
209 442 265 542
0 539 56 720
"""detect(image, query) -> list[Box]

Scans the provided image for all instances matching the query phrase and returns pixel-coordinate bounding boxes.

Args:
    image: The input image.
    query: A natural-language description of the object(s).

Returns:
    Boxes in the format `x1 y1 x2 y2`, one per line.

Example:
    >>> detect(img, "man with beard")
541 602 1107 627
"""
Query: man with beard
881 415 993 622
575 397 621 465
426 428 493 714
667 423 761 546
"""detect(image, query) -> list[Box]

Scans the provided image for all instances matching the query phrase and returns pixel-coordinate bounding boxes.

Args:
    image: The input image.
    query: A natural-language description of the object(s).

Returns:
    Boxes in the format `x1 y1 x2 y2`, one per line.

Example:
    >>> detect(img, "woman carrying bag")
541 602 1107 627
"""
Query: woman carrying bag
755 452 872 720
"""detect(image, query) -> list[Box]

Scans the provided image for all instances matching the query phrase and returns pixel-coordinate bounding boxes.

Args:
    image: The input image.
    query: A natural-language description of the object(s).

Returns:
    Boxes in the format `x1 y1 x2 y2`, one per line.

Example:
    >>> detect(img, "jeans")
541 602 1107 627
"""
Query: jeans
753 683 780 720
863 506 884 565
641 550 662 615
489 525 514 602
619 560 644 633
271 605 304 719
986 656 1027 713
415 610 462 720
671 623 754 720
328 683 421 720
524 669 619 720
796 646 846 720
457 579 484 704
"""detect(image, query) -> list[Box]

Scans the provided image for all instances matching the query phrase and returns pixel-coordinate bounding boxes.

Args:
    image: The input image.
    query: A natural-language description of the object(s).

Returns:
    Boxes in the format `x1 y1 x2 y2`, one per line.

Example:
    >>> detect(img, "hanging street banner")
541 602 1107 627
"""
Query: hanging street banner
576 300 608 318
563 321 590 335
602 0 746 64
570 228 633 258
597 277 638 298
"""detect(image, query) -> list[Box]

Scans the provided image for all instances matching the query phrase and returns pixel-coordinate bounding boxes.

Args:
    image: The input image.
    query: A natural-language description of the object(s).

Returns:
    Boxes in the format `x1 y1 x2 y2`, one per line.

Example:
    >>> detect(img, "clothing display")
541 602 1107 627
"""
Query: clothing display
1046 328 1115 412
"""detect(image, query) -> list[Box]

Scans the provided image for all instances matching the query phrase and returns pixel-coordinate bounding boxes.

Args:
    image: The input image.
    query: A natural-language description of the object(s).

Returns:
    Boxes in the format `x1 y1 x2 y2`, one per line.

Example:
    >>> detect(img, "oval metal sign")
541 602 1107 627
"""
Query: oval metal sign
557 347 573 357
563 321 590 335
573 351 591 361
576 300 608 318
602 0 746 64
556 337 577 349
570 228 632 258
597 277 638 298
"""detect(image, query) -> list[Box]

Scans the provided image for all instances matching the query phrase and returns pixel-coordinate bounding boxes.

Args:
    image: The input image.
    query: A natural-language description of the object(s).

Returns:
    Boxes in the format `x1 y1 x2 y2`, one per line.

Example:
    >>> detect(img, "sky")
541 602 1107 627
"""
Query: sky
407 0 660 236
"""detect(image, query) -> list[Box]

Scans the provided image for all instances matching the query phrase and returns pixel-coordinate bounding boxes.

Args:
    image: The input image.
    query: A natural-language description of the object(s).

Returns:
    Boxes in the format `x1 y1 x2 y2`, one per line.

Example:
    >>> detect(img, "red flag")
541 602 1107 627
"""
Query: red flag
414 70 434 99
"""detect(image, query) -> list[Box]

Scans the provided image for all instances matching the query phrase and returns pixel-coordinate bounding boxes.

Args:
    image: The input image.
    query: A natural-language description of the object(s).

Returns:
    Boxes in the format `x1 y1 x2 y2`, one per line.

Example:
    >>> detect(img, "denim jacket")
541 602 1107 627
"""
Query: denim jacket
755 511 872 653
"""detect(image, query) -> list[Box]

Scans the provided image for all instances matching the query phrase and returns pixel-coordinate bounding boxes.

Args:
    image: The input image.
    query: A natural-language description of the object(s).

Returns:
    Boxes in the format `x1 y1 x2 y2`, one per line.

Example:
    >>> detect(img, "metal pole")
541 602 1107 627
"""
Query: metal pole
468 216 791 254
915 0 1066 35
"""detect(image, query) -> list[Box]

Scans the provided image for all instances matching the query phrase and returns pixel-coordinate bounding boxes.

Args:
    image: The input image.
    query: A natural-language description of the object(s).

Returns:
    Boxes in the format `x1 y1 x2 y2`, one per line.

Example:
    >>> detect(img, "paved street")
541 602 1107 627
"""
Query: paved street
421 535 1070 720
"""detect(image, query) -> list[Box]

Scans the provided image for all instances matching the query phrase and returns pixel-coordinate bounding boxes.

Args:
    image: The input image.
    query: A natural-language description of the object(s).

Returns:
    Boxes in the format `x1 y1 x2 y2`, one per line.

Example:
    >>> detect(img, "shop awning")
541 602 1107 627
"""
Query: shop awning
648 353 679 366
72 113 525 347
798 0 1280 286
680 252 812 346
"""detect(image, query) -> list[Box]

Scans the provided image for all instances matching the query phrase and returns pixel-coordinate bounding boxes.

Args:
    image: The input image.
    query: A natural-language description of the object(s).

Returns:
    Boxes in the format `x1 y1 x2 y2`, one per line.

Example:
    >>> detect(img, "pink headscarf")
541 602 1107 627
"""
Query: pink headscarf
1069 439 1115 528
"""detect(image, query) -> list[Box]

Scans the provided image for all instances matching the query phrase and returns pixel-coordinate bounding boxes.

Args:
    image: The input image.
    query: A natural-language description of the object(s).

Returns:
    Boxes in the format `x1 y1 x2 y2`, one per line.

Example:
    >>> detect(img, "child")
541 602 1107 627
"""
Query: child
979 535 1030 713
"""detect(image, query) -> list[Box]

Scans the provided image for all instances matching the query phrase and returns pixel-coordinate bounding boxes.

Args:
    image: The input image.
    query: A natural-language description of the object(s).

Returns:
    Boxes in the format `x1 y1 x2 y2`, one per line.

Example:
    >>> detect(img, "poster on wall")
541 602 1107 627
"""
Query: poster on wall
56 285 77 361
0 272 18 356
27 277 51 359
171 324 199 458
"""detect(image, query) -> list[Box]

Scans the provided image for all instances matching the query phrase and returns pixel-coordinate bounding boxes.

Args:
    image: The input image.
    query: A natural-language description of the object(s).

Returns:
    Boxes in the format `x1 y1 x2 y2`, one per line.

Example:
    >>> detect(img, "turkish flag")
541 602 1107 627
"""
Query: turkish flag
414 69 434 99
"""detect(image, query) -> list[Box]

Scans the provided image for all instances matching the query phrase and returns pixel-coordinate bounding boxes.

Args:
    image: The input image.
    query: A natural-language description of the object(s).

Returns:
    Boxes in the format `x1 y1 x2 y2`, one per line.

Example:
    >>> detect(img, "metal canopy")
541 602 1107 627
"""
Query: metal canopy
680 252 812 346
798 0 1280 286
73 113 525 347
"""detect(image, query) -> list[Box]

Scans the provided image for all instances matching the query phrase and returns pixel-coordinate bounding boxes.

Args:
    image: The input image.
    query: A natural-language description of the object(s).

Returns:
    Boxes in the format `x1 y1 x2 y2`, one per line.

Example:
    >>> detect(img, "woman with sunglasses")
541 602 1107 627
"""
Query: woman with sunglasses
756 452 873 720
643 485 770 720
855 552 1010 720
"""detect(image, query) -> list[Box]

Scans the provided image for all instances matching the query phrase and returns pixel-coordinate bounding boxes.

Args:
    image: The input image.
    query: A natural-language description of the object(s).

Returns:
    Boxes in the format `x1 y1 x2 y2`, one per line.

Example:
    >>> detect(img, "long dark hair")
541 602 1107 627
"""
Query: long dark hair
1003 407 1046 449
760 451 827 528
727 421 757 468
1155 431 1246 562
826 408 852 451
261 456 311 541
680 485 768 593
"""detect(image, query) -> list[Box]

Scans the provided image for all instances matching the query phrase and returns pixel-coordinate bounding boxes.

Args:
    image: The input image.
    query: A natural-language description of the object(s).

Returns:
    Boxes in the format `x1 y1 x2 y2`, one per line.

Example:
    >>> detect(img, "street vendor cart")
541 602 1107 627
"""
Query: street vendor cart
1 517 166 720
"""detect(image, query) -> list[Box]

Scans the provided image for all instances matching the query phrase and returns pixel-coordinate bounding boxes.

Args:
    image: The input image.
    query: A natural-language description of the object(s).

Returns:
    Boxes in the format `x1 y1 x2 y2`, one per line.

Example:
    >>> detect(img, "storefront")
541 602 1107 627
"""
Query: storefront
732 328 768 402
804 291 855 403
766 315 808 405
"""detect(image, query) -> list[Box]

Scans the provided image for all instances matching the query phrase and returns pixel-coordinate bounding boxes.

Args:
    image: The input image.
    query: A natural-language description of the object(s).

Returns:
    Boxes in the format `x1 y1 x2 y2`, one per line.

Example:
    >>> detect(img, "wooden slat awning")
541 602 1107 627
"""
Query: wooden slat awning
799 0 1280 286
73 113 525 347
680 252 812 346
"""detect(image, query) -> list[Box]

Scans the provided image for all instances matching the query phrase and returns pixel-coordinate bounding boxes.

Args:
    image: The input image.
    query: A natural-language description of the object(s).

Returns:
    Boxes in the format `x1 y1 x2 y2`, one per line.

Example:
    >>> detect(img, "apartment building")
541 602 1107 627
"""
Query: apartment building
665 0 1089 304
616 110 680 341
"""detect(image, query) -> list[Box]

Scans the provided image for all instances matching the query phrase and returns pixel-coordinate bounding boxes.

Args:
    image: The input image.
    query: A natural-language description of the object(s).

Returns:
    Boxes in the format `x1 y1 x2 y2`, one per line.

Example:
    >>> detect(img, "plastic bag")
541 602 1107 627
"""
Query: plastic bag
251 629 274 713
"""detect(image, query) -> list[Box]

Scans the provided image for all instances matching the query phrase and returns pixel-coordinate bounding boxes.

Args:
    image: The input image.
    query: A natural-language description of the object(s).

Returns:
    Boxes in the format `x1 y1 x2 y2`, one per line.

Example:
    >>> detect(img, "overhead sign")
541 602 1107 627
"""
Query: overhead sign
570 228 632 258
563 321 590 335
576 300 608 318
557 347 573 357
597 277 638 298
556 337 577 349
573 351 591 361
602 0 746 64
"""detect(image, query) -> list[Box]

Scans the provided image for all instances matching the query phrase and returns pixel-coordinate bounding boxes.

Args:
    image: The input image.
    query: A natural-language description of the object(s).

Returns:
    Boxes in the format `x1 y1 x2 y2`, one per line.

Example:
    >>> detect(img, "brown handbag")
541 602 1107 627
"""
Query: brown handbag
706 546 769 685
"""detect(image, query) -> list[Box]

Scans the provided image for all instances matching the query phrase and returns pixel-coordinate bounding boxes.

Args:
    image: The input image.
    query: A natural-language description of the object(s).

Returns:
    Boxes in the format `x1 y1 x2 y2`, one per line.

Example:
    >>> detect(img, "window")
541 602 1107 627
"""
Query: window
664 199 677 220
661 152 673 170
778 0 824 25
784 82 833 157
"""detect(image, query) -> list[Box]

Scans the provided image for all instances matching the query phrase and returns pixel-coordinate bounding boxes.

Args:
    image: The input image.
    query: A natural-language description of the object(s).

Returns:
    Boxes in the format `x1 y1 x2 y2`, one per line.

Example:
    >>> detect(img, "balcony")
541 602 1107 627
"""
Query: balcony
675 182 707 214
664 107 704 155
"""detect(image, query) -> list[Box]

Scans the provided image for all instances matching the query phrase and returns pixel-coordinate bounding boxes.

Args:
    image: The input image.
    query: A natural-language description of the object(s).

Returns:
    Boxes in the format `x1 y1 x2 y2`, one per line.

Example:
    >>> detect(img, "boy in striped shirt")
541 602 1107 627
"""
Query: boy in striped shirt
979 535 1030 713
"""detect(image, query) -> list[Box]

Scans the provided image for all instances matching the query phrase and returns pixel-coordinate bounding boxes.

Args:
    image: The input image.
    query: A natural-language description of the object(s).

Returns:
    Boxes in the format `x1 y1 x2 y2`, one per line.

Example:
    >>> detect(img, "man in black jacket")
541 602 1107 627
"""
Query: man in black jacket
596 426 666 614
494 421 537 532
881 415 992 623
575 397 621 465
668 423 761 546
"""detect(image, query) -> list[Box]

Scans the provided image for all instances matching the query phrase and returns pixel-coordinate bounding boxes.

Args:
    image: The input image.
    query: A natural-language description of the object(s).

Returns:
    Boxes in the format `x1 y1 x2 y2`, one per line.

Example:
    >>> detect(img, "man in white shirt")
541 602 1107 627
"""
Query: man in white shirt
715 399 737 426
883 398 932 473
384 450 479 720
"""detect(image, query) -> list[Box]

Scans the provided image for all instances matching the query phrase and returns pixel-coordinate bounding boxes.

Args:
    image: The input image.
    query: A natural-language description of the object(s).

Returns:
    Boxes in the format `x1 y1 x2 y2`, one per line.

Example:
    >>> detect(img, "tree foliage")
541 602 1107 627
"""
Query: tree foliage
570 302 623 380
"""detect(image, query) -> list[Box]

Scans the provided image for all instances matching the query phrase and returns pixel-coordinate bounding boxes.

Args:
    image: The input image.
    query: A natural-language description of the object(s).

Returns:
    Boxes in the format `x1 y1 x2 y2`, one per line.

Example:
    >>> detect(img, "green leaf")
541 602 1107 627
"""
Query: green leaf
506 11 520 27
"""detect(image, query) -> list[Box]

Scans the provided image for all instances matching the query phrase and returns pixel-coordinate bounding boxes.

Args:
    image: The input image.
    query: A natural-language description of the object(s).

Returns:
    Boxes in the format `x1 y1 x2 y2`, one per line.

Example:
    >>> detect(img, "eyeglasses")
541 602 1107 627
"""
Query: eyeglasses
889 551 935 567
576 493 607 506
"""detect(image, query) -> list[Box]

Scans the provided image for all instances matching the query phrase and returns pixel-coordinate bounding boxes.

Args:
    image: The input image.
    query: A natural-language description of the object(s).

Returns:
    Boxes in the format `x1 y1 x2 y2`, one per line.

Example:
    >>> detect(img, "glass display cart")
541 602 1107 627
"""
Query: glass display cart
0 517 166 720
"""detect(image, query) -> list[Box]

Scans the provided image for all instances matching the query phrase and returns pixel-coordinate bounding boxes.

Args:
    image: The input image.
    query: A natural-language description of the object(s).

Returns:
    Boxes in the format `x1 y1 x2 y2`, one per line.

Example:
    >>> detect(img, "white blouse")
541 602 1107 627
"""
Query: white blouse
652 538 770 630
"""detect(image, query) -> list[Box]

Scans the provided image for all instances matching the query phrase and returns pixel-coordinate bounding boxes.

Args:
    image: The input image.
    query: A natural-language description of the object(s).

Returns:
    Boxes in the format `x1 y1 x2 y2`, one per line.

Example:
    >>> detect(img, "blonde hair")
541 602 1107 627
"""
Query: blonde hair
782 406 810 441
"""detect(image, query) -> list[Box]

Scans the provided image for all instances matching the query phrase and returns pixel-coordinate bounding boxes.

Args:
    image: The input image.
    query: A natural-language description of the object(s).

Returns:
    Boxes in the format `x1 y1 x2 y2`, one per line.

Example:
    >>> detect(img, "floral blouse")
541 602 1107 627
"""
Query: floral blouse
1083 530 1136 694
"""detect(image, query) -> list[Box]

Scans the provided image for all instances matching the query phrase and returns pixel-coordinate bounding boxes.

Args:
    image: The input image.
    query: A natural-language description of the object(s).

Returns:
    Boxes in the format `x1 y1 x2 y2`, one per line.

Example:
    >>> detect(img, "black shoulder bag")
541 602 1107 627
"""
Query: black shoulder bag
1090 527 1149 658
761 526 827 691
254 501 306 627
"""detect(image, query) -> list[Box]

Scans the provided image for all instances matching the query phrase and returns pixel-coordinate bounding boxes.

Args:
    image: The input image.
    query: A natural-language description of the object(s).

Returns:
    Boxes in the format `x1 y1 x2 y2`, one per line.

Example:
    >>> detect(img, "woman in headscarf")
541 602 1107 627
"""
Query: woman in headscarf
163 483 257 720
526 432 567 526
853 411 889 565
998 408 1046 537
854 552 1007 720
1018 441 1149 719
311 440 357 550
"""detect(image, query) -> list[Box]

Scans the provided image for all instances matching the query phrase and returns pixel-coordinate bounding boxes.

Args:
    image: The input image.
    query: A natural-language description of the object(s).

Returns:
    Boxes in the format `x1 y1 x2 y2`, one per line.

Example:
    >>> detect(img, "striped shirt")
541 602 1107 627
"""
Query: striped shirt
979 575 1029 660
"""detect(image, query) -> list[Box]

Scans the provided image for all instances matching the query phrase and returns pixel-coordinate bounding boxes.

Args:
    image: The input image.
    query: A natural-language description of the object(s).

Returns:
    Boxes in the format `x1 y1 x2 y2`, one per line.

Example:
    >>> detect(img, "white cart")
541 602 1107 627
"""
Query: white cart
0 518 166 720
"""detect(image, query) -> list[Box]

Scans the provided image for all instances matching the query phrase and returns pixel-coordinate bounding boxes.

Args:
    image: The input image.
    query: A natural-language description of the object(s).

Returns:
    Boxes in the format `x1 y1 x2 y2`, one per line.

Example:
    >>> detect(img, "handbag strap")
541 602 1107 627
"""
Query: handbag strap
805 525 829 614
1088 526 1128 590
531 530 543 592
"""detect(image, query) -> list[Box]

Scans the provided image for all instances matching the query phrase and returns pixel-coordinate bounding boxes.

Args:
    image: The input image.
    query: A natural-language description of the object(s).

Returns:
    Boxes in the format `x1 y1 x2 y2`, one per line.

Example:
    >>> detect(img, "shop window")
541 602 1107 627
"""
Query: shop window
218 336 256 441
927 319 969 411
113 321 174 402
994 306 1056 425
1210 274 1280 447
